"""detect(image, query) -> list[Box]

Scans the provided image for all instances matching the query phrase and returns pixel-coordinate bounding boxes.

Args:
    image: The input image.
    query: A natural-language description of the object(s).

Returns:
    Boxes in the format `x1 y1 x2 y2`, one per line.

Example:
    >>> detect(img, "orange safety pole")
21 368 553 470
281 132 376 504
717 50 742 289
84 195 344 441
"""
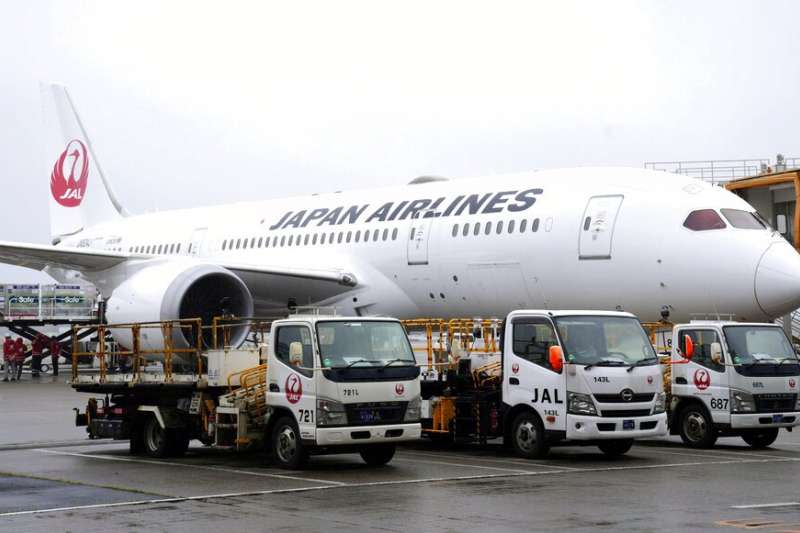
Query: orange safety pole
98 325 106 383
132 324 141 382
71 325 78 381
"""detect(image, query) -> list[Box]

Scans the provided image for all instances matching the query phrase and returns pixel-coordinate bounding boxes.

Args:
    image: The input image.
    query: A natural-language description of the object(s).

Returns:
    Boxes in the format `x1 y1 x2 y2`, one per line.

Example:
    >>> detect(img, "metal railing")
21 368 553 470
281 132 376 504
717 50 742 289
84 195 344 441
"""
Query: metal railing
644 159 770 185
402 318 502 370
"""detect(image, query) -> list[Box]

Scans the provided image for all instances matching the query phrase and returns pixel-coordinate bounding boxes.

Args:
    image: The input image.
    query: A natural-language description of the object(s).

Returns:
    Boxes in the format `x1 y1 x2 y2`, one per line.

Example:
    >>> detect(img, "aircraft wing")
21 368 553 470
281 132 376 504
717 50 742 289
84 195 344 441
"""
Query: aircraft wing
0 240 358 287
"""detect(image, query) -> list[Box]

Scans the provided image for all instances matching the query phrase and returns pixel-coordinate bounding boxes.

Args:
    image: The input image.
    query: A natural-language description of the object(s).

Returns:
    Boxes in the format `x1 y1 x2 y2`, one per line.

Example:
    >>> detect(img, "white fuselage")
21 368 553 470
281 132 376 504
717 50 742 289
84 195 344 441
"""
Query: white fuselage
56 167 800 322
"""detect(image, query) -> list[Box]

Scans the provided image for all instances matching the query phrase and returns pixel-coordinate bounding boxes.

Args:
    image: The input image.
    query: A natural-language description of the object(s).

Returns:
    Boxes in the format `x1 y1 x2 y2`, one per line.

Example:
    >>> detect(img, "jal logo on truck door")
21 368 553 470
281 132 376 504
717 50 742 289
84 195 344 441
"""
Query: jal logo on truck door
532 388 564 404
285 374 303 404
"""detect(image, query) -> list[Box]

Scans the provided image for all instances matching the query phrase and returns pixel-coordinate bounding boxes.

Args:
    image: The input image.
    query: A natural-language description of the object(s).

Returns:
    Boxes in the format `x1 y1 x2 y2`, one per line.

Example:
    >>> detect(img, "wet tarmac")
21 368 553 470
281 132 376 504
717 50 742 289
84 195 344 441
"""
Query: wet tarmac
1 379 800 531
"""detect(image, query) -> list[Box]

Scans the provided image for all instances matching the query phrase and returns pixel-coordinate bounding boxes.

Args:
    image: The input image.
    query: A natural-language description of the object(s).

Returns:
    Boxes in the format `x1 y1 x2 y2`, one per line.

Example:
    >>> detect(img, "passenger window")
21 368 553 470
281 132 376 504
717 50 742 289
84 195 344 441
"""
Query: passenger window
280 236 286 247
176 244 181 253
373 229 380 241
508 220 515 233
236 239 242 249
304 234 310 245
496 220 503 234
258 237 263 247
683 210 726 231
679 329 725 372
392 228 398 240
520 219 527 232
355 230 361 243
275 325 314 377
462 223 470 237
312 234 317 245
346 231 352 243
512 319 559 370
250 237 256 248
222 240 227 251
473 223 480 236
320 233 326 245
583 217 591 231
532 218 539 232
265 237 270 248
485 221 492 235
383 229 389 241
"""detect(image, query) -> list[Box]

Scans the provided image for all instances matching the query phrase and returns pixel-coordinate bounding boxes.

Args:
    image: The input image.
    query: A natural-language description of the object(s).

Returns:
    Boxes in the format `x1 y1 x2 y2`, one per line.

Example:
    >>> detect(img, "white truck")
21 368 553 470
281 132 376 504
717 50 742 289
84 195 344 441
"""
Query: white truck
665 320 800 448
420 310 668 458
73 314 422 469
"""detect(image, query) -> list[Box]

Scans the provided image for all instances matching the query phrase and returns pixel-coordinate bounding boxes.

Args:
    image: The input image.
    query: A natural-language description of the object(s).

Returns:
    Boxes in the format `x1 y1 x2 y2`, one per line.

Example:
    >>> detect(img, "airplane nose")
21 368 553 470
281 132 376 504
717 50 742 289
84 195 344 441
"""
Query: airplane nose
755 241 800 318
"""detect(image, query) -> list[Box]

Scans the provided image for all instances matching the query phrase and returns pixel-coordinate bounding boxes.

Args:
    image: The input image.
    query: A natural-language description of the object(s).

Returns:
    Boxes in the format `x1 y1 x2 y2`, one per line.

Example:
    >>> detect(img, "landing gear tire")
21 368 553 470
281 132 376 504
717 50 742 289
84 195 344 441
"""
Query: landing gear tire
360 444 396 466
271 417 308 470
143 416 171 458
679 405 717 448
741 428 779 449
597 439 634 457
510 411 549 459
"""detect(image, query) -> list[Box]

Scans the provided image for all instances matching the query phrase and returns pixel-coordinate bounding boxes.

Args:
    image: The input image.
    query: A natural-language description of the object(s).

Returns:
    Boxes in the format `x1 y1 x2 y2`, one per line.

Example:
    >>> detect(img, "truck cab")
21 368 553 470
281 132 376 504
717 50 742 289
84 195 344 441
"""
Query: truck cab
264 315 422 468
504 310 667 457
668 320 800 448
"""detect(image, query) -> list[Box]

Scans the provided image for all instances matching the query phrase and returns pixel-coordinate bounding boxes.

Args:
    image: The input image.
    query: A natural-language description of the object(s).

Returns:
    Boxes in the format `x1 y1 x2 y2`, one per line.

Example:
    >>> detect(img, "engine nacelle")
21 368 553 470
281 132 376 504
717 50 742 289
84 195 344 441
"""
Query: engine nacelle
106 261 254 357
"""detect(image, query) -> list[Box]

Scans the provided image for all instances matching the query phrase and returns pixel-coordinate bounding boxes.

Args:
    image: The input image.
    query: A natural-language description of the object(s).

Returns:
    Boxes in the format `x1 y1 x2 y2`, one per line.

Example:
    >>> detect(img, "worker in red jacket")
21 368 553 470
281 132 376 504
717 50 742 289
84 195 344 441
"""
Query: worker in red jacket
49 336 62 377
3 334 13 382
31 333 46 378
14 337 24 380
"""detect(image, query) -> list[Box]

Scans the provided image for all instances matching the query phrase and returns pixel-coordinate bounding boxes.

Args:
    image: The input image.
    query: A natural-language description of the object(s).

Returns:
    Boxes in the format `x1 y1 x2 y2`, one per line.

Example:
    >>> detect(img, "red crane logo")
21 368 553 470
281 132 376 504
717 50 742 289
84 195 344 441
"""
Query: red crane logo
51 139 89 207
285 374 303 404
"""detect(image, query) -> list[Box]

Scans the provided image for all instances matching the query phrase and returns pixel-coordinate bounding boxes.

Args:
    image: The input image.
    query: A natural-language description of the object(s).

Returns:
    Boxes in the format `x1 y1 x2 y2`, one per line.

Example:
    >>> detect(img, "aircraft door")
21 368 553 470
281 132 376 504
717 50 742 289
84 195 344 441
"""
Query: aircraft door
579 195 624 260
188 227 208 256
407 211 434 265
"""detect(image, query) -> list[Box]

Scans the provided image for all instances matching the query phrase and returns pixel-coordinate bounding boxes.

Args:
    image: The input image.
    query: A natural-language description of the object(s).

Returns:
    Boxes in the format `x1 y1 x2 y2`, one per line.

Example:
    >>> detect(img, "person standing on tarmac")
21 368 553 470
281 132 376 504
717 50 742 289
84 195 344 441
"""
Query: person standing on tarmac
31 333 45 378
13 337 24 380
49 336 61 377
3 334 13 382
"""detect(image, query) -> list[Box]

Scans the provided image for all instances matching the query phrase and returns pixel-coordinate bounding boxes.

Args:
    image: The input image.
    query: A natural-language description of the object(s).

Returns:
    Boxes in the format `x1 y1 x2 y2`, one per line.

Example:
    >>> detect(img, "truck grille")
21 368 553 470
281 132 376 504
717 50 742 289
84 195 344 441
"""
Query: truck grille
345 401 407 426
754 393 796 413
600 409 651 418
594 392 655 403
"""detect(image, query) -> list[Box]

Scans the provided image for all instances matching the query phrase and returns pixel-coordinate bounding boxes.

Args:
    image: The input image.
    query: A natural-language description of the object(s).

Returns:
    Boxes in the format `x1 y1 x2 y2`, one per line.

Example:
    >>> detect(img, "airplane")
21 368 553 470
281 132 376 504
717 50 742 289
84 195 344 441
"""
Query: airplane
1 84 799 351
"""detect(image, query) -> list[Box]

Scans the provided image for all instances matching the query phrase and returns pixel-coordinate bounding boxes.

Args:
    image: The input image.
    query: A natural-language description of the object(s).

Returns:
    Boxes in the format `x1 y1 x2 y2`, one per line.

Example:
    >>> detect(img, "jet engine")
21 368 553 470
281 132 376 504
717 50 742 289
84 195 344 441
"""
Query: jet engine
105 261 254 356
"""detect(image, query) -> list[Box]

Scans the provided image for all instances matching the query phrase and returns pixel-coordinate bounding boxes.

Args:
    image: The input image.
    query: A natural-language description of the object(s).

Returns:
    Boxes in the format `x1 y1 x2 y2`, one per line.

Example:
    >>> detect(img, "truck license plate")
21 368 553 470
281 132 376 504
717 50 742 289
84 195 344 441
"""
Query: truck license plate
773 414 783 423
359 410 379 423
622 419 635 430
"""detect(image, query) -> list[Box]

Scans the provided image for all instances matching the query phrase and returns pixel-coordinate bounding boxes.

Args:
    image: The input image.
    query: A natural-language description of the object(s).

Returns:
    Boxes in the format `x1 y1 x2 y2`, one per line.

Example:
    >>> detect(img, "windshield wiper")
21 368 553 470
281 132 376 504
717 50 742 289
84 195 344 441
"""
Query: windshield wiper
584 360 627 371
626 357 658 373
342 359 375 369
382 358 415 369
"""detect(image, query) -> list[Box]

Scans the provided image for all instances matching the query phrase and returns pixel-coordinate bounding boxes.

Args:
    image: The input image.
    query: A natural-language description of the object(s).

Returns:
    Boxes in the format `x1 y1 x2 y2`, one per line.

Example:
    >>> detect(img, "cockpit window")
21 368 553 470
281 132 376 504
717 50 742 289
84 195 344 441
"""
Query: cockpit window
721 208 766 229
683 209 726 231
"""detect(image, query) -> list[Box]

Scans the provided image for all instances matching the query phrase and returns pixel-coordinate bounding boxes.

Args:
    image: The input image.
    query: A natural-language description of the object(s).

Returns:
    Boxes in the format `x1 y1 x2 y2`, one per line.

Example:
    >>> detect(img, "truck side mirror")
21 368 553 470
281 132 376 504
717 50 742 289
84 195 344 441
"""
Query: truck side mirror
549 345 564 373
710 342 723 365
289 342 303 366
683 335 694 360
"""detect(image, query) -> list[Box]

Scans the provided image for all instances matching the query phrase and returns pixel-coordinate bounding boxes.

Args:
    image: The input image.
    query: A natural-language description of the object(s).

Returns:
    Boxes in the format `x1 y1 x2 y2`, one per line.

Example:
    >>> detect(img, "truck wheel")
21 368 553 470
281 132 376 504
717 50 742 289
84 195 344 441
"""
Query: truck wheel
143 416 171 458
741 428 779 449
510 411 549 459
360 444 396 466
271 416 308 470
679 405 717 448
597 439 634 456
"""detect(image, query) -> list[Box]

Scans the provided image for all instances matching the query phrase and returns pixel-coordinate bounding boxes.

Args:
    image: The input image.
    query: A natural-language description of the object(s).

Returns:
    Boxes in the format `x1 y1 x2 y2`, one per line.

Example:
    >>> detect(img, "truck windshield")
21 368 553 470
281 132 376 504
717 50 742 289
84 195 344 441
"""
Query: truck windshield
316 321 415 369
723 326 798 366
554 316 656 365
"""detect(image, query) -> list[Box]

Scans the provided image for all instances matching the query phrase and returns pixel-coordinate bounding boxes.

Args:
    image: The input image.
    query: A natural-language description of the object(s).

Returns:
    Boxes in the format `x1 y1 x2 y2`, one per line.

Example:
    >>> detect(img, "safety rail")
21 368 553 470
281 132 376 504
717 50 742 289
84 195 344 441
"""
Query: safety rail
402 318 502 370
211 316 276 349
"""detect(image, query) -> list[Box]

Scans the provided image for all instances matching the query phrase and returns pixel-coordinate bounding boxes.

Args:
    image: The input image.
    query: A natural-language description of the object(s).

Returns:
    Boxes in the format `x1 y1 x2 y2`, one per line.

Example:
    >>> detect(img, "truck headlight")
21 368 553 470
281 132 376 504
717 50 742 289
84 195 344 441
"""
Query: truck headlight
317 398 347 426
568 392 597 416
404 396 421 422
731 390 755 413
652 392 666 414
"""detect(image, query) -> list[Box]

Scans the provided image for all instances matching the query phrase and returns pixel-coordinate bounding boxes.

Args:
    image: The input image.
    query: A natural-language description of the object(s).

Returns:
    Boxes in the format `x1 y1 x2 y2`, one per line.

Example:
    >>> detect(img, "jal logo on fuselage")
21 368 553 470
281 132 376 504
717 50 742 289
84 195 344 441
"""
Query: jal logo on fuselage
532 388 564 404
51 139 89 208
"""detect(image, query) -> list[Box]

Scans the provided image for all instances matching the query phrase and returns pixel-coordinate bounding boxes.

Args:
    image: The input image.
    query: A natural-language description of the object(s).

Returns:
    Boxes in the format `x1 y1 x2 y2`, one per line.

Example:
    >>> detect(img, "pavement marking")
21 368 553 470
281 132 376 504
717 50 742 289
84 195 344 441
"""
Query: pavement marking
731 502 800 509
391 456 532 473
35 448 347 486
398 450 580 470
6 454 800 517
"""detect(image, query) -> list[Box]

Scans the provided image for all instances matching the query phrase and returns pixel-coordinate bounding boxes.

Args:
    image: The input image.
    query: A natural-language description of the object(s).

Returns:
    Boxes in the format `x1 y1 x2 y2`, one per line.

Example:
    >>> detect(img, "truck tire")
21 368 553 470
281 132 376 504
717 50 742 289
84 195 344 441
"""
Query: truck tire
597 439 634 456
271 416 308 470
360 444 396 466
168 432 190 457
143 416 171 458
510 411 549 459
741 428 779 449
679 405 717 448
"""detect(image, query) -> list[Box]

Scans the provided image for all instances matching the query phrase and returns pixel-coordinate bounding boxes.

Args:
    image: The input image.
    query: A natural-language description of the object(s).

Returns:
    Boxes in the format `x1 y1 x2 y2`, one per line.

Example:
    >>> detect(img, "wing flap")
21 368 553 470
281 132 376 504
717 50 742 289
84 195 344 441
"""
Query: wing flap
0 240 128 271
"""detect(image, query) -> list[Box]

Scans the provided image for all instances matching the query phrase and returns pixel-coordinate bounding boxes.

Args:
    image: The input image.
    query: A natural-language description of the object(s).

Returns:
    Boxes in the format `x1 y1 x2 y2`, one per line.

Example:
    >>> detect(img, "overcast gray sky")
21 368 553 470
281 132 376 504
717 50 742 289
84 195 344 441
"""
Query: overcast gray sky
1 1 798 282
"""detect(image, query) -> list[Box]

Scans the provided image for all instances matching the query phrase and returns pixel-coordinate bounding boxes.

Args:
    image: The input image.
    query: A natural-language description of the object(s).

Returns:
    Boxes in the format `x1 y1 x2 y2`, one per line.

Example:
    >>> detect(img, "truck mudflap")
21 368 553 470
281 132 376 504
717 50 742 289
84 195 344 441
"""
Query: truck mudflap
314 423 422 446
566 413 668 440
730 412 800 429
